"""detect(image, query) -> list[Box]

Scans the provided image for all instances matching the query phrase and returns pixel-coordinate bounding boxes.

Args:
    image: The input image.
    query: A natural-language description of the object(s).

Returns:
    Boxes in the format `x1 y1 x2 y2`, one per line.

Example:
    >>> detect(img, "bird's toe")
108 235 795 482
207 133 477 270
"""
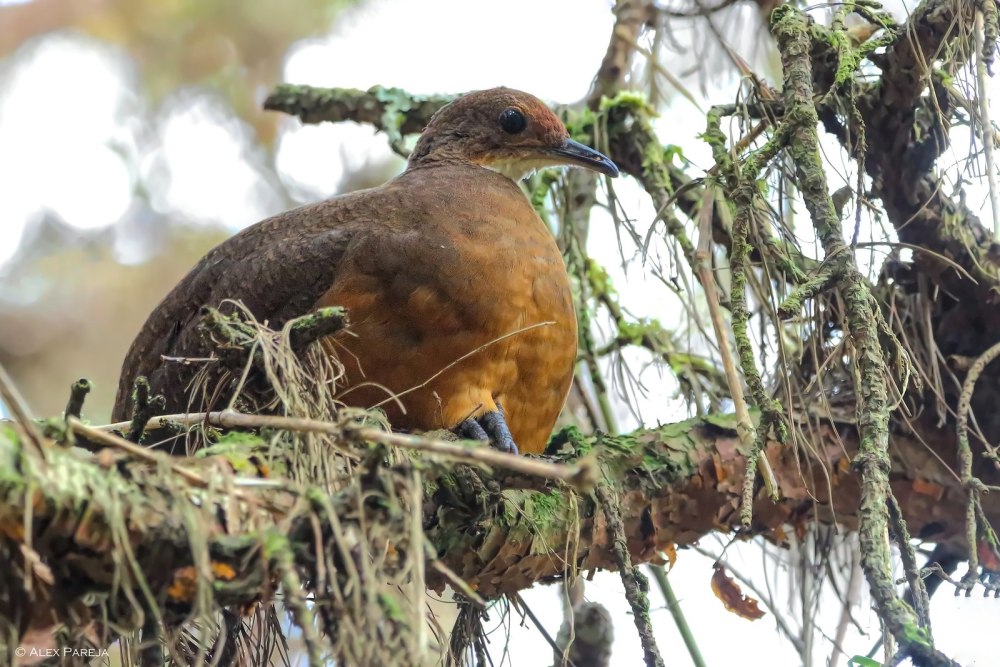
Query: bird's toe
455 418 489 442
480 410 519 456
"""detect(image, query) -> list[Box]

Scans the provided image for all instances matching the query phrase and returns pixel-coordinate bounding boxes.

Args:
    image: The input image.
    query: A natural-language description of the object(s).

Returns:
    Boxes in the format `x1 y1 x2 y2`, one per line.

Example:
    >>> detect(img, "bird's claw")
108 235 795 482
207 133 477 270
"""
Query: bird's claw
455 409 519 455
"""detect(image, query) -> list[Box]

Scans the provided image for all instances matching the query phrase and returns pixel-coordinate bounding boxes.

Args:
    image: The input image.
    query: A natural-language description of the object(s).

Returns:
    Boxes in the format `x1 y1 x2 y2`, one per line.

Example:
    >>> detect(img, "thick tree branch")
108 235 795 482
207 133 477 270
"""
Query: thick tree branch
847 0 1000 303
1 410 994 655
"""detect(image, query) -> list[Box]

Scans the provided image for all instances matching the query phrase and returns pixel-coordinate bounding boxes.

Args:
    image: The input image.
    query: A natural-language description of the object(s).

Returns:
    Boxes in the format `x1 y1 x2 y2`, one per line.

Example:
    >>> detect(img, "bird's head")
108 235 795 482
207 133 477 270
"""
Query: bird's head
409 87 619 181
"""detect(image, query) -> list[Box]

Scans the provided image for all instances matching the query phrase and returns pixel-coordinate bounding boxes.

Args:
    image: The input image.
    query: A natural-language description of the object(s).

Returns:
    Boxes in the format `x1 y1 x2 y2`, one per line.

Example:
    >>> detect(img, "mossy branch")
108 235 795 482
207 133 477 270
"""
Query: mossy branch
1 407 993 660
703 107 785 522
771 6 947 665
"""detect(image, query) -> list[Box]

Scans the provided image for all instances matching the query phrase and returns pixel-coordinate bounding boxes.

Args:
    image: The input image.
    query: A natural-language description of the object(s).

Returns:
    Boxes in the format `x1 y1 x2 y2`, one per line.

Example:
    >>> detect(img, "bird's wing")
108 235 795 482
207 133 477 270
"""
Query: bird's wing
112 198 363 421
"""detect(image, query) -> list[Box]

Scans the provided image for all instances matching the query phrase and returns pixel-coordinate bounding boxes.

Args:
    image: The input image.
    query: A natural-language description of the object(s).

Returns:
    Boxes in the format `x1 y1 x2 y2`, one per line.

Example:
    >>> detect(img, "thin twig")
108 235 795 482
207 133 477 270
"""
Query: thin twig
66 416 213 490
511 593 578 667
95 411 595 490
694 189 778 508
647 565 706 667
595 484 664 667
0 360 45 454
975 10 1000 240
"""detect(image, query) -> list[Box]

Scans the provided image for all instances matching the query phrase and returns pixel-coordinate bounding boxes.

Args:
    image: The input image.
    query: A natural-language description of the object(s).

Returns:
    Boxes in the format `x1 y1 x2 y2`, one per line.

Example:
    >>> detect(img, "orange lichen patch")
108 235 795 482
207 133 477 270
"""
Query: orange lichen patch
248 455 271 478
211 561 237 580
73 509 114 552
662 543 677 571
711 452 727 482
167 566 199 603
167 562 240 602
710 564 765 620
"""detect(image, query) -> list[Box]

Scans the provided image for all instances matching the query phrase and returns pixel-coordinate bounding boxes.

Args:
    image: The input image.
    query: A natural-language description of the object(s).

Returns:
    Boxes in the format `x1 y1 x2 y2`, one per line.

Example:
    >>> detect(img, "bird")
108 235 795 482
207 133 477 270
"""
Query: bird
112 87 619 455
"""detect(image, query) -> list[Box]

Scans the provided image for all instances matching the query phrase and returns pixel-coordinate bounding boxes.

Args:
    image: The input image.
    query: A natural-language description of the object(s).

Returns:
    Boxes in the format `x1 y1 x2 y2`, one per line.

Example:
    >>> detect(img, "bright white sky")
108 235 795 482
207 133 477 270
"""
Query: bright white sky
0 0 996 663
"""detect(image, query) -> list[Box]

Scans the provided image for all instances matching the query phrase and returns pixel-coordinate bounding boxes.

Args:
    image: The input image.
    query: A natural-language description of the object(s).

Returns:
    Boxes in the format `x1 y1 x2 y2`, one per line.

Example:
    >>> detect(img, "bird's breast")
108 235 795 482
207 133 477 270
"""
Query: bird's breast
315 166 578 449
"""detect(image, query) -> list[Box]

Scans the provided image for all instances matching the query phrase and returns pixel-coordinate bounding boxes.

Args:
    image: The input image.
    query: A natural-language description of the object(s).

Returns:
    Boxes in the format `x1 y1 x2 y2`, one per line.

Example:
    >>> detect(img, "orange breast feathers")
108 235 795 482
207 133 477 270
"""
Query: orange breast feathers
315 165 578 455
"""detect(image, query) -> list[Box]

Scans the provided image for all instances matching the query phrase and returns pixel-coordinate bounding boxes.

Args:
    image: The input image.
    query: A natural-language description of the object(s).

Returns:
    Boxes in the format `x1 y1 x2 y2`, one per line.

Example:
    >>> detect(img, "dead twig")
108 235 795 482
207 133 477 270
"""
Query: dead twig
95 411 597 491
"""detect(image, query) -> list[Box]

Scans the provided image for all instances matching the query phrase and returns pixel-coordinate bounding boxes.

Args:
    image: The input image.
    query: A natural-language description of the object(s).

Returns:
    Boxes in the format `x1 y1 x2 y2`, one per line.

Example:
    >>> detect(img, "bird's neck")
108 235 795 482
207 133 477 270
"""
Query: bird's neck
406 155 550 184
475 157 557 182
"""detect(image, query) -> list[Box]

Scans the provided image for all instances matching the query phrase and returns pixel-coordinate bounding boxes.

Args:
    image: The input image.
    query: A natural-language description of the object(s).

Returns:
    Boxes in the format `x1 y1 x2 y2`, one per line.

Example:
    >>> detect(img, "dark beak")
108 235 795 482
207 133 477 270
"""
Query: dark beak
548 138 620 177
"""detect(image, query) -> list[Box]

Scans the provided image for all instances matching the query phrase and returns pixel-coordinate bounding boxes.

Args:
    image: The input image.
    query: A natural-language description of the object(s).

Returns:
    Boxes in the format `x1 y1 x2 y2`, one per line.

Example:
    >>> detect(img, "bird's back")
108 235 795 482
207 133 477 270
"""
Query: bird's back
111 189 378 422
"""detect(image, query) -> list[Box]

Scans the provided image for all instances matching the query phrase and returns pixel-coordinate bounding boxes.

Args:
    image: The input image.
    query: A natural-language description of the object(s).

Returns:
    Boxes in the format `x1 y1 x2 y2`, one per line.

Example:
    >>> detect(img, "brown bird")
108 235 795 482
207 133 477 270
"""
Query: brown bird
112 87 618 455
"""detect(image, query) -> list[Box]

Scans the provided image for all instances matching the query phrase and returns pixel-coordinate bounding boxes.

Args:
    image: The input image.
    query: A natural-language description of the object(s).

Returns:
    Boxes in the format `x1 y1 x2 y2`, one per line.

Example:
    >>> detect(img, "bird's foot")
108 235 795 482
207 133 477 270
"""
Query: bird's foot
455 409 519 455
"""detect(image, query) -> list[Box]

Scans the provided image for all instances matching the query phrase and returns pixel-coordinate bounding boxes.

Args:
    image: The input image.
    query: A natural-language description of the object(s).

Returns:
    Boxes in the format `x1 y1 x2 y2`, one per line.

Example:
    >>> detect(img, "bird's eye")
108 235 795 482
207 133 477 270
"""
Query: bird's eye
499 108 527 134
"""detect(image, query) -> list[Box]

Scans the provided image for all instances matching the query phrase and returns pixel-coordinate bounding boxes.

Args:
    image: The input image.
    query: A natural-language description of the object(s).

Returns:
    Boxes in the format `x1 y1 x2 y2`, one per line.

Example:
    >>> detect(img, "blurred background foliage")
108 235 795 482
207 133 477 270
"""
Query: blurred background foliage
0 0 418 419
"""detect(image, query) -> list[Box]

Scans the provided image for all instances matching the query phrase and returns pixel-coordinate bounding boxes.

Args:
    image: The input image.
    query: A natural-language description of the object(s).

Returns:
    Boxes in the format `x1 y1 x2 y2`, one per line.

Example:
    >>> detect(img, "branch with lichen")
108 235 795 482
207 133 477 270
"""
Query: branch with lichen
954 339 1000 595
2 397 995 661
770 6 949 665
816 0 1000 303
265 85 452 157
702 106 790 523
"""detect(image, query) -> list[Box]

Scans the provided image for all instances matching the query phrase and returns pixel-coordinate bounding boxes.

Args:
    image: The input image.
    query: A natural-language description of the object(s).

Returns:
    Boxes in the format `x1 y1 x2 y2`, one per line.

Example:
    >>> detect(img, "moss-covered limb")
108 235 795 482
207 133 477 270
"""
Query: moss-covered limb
954 339 1000 591
125 376 165 443
264 84 452 153
886 495 931 631
703 107 784 519
0 423 422 663
594 483 663 667
3 408 994 652
287 306 349 350
837 0 1000 304
772 7 949 665
63 378 92 420
776 260 839 319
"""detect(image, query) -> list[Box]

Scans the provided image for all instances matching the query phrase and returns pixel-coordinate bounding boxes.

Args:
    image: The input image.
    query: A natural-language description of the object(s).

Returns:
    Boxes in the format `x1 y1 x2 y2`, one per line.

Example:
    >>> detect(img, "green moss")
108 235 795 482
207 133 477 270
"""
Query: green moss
598 91 656 116
547 425 594 455
378 592 406 623
617 317 665 345
521 489 566 530
261 530 291 561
